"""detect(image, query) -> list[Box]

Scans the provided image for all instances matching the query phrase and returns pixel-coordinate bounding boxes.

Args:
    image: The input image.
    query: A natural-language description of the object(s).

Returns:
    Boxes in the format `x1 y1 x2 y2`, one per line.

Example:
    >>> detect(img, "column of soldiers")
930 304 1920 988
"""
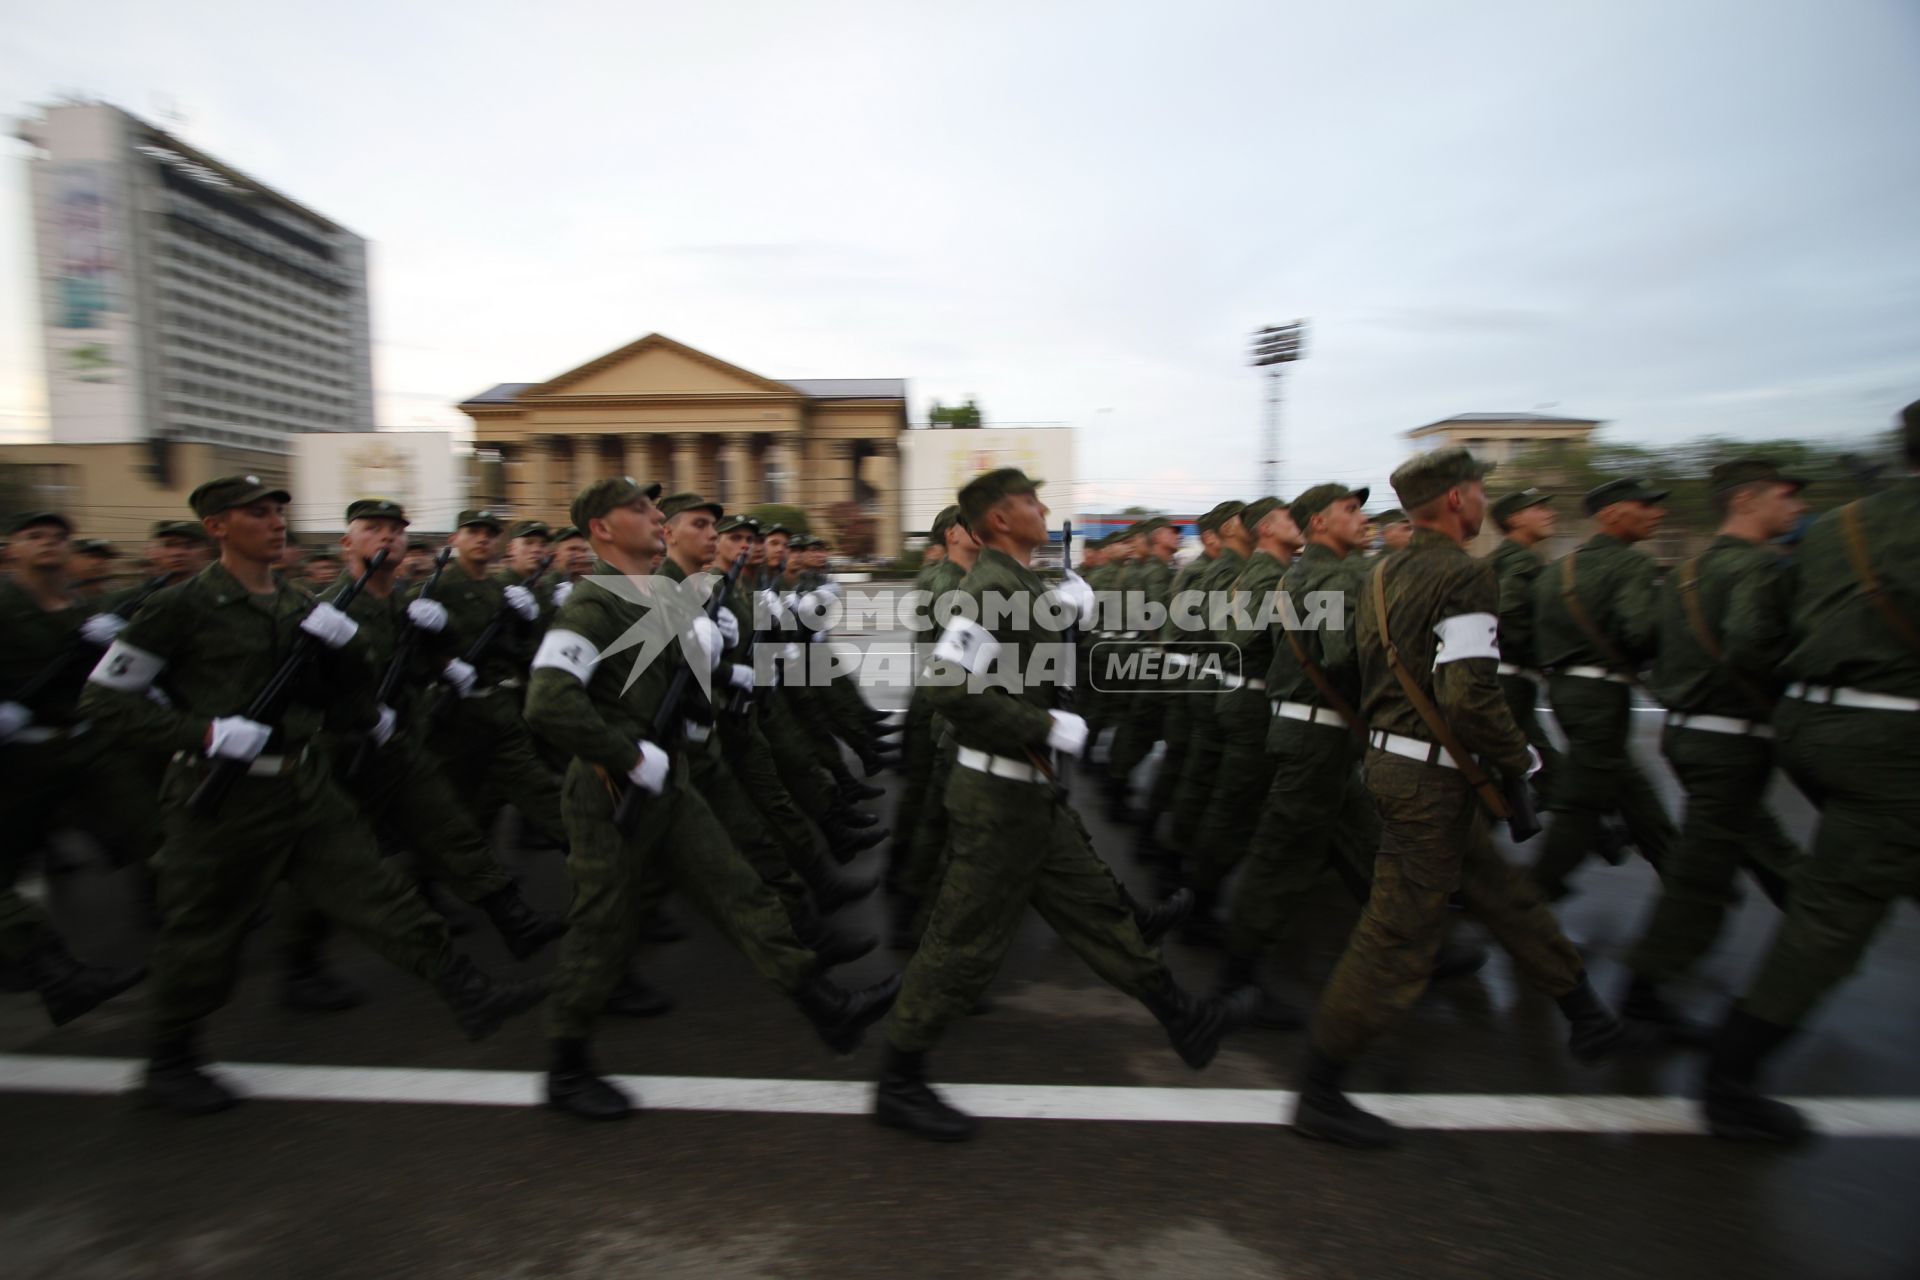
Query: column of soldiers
4 396 1917 1148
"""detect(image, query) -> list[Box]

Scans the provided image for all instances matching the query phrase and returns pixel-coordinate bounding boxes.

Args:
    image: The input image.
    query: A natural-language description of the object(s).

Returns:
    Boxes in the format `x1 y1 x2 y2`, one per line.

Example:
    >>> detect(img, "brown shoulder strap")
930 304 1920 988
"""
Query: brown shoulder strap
1560 548 1636 675
1369 562 1511 819
1841 500 1920 653
1676 555 1720 660
1283 624 1368 747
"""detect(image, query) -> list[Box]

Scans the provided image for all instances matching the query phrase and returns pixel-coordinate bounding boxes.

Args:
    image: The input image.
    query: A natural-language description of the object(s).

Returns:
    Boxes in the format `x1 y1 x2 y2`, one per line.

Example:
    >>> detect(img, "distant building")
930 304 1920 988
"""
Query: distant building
0 439 290 544
460 333 908 556
899 424 1075 536
16 101 373 459
1405 412 1602 467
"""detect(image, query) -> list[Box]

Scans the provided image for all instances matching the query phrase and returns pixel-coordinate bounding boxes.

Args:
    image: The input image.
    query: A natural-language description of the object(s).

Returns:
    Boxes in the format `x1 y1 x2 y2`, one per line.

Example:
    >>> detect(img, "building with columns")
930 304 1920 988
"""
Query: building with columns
459 333 908 556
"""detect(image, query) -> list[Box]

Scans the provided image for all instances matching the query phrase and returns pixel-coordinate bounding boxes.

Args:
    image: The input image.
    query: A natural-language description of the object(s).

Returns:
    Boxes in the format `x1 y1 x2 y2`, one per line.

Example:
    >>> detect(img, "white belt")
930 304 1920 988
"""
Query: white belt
1496 663 1541 680
1667 711 1775 739
5 722 89 744
1368 729 1459 770
1784 683 1920 713
173 744 310 777
1560 665 1631 683
955 745 1047 784
1275 700 1350 730
1221 675 1267 692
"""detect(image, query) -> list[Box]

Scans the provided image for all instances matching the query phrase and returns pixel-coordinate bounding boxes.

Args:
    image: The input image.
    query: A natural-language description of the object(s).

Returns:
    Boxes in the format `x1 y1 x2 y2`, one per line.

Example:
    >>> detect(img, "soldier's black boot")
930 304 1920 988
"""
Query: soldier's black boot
794 972 902 1055
280 949 368 1013
1701 1008 1811 1144
1216 953 1303 1031
856 743 900 777
874 1044 976 1142
142 1029 239 1115
478 886 569 961
825 820 890 862
21 935 146 1027
798 912 878 969
1291 1049 1401 1149
1595 815 1635 866
837 774 886 804
1620 974 1712 1047
813 866 881 914
1134 887 1194 946
836 806 882 830
1556 972 1625 1063
545 1036 633 1120
1176 889 1227 948
1144 979 1258 1069
603 969 675 1017
1431 938 1489 983
434 955 549 1041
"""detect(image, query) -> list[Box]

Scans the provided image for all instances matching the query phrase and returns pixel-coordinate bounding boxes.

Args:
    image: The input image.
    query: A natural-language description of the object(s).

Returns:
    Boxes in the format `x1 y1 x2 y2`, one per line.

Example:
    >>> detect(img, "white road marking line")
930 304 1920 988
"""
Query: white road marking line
3 1054 1918 1135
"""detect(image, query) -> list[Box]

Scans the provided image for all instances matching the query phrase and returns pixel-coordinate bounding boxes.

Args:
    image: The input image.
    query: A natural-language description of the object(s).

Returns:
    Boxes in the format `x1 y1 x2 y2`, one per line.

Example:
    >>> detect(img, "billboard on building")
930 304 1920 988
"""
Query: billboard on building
899 426 1075 532
290 432 465 532
33 160 143 443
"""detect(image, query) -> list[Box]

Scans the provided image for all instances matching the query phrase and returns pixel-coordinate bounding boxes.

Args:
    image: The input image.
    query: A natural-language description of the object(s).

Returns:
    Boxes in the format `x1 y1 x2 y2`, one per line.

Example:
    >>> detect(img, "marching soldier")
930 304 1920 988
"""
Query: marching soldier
1619 460 1808 1042
1167 501 1250 872
1293 450 1619 1149
1132 509 1225 869
1373 508 1411 552
79 475 546 1114
412 508 568 850
522 477 898 1121
1484 489 1560 801
1529 478 1677 899
279 499 568 1011
1184 496 1300 942
1104 518 1180 822
68 538 121 600
143 519 214 585
1701 404 1920 1142
873 468 1250 1143
890 506 965 904
0 511 150 1026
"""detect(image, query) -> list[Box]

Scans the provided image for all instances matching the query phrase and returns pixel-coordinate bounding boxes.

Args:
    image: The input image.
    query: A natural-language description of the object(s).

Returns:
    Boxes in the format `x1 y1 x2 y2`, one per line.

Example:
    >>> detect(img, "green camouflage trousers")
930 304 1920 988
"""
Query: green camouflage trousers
1624 726 1803 984
549 757 816 1038
759 691 840 822
890 688 939 888
887 764 1168 1052
433 688 567 848
1310 751 1583 1064
1146 692 1196 820
1169 686 1227 848
1189 687 1279 895
1742 700 1920 1028
148 759 451 1037
1530 677 1674 898
1225 723 1377 961
1499 672 1561 804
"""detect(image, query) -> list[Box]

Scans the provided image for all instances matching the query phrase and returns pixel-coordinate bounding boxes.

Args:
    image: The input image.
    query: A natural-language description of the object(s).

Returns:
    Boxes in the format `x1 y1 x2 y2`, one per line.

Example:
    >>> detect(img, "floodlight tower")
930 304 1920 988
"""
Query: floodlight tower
1250 322 1308 496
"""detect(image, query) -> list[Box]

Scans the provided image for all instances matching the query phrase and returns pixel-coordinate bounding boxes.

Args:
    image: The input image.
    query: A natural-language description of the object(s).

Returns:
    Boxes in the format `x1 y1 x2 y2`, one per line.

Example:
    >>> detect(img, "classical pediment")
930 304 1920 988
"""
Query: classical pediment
527 333 800 401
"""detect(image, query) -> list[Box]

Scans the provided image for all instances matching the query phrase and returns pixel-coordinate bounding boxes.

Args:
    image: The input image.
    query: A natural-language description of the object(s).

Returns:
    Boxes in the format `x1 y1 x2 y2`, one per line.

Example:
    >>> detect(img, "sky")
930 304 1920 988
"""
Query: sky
3 0 1918 514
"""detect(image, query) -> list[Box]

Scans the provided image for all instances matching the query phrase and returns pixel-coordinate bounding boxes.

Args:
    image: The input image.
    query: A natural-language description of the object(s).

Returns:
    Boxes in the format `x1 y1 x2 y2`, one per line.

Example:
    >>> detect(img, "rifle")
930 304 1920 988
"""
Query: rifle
739 550 789 712
1026 521 1075 799
424 554 555 725
10 569 178 706
186 549 389 817
346 546 452 779
612 547 750 835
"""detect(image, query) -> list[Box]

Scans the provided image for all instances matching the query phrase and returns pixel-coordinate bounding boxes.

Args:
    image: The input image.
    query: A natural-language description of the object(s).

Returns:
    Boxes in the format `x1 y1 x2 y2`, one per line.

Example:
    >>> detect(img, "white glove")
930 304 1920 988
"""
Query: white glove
802 588 836 617
0 701 31 742
504 584 539 621
406 598 448 633
1046 709 1090 758
81 613 127 646
716 606 740 647
817 579 844 600
207 715 271 761
443 658 478 698
782 642 803 663
627 740 669 794
1052 572 1098 630
727 663 755 692
780 592 800 616
1525 745 1545 778
757 588 786 624
300 603 360 649
683 719 712 744
810 629 828 643
690 616 725 670
551 581 573 607
371 704 398 746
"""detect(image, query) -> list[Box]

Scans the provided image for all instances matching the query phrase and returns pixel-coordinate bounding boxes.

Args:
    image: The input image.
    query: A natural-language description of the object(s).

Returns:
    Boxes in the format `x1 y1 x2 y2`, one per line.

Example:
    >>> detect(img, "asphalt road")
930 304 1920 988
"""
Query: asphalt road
4 585 1917 1279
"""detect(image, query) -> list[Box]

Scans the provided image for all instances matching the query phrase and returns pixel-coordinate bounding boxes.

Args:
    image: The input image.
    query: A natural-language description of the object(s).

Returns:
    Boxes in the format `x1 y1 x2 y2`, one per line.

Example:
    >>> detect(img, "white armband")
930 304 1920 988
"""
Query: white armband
532 629 600 685
87 639 166 692
1432 612 1501 666
931 615 1001 674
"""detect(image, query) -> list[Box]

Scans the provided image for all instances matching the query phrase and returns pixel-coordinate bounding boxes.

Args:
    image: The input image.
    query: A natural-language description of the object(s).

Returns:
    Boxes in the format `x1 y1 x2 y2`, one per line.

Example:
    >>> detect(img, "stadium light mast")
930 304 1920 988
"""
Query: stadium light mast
1250 322 1308 496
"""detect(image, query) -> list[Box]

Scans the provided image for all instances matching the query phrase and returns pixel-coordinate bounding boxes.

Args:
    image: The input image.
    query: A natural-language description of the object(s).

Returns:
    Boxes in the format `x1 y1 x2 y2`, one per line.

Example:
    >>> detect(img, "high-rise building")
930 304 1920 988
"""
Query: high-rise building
16 100 373 458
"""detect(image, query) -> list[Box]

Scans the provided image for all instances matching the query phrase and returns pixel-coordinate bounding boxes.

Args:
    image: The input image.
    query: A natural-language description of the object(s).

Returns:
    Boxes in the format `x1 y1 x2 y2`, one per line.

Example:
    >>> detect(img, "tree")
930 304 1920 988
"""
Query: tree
928 398 984 429
746 503 809 533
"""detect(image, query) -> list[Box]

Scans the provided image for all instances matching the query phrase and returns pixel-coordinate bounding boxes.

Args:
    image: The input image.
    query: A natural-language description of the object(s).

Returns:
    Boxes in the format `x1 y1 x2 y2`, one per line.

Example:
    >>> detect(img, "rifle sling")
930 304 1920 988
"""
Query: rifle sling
1561 549 1651 694
1676 552 1776 712
1368 561 1511 820
1283 625 1368 747
1840 500 1920 653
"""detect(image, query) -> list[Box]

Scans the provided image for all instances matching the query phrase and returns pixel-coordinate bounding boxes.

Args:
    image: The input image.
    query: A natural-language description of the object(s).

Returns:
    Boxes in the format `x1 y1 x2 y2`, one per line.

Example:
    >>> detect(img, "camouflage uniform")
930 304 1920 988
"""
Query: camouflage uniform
1484 533 1559 801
